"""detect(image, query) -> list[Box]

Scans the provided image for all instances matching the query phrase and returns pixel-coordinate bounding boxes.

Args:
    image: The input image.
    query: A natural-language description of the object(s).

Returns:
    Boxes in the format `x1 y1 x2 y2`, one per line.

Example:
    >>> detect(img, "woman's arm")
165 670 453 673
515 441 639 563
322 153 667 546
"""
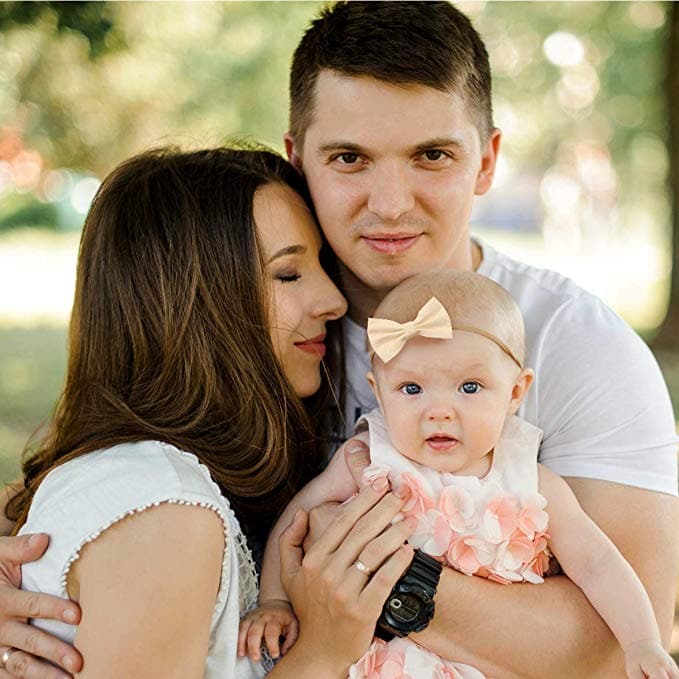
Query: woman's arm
68 502 224 679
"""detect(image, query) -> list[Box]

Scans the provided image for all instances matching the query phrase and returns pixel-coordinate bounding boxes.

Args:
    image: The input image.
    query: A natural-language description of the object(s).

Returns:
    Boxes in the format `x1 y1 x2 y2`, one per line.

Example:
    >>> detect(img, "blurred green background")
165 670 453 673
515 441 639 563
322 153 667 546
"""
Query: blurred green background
0 0 678 648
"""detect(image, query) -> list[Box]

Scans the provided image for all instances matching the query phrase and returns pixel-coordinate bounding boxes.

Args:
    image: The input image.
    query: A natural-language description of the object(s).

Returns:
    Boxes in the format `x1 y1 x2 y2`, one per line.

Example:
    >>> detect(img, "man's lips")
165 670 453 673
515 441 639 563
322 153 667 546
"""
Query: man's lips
294 333 326 358
425 435 459 451
361 233 421 255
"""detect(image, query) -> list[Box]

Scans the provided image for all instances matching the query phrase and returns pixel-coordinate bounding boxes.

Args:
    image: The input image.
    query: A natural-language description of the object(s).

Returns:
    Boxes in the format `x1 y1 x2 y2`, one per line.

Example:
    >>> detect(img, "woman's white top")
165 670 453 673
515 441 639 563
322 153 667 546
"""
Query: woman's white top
18 440 267 679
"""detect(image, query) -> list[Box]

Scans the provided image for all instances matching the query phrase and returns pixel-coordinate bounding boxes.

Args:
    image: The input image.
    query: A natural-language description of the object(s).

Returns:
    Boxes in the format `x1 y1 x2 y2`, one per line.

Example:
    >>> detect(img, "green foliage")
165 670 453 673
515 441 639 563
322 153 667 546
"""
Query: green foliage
0 194 57 232
0 1 120 57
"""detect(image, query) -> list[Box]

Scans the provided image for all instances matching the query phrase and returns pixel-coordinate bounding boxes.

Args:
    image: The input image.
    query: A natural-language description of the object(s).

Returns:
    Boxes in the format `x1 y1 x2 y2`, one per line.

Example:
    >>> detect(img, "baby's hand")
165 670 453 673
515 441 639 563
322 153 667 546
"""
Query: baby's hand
624 639 679 679
238 599 299 663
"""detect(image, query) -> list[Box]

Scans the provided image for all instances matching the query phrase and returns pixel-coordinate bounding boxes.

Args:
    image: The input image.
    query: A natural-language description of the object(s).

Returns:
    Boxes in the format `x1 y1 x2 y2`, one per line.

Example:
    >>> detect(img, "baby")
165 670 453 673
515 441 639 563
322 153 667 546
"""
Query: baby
240 270 678 679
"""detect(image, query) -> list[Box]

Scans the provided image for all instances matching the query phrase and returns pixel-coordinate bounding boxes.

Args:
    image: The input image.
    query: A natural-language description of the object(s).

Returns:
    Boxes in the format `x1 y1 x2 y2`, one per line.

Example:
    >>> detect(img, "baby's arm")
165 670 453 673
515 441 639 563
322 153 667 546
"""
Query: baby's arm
538 465 678 679
239 435 372 661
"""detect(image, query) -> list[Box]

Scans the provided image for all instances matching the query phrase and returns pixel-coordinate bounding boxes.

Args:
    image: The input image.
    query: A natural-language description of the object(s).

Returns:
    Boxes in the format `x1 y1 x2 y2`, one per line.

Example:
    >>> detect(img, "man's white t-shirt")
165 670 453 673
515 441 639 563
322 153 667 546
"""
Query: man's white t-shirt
342 238 678 496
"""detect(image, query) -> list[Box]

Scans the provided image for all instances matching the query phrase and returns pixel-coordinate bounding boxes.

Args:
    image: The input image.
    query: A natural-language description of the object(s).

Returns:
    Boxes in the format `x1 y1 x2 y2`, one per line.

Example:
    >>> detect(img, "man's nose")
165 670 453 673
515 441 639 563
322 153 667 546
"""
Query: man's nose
366 162 415 222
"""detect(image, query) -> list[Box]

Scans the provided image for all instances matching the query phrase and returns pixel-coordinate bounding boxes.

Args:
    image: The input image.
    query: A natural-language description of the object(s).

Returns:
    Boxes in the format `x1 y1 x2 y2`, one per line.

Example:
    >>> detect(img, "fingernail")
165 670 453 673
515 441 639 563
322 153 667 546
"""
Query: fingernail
403 516 417 529
26 533 41 548
371 477 388 492
63 608 78 624
63 655 76 672
346 441 365 454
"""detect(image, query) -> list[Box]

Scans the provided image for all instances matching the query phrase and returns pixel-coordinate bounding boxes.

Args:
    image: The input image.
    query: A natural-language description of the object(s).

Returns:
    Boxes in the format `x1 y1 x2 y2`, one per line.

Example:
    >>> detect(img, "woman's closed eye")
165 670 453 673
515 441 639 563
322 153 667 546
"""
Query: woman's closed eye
275 270 301 283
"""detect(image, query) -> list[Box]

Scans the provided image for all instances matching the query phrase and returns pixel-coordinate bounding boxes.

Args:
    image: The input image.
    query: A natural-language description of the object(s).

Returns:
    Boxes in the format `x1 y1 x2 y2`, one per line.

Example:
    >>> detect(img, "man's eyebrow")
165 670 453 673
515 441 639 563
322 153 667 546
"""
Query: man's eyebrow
267 244 306 264
316 142 363 156
412 137 466 154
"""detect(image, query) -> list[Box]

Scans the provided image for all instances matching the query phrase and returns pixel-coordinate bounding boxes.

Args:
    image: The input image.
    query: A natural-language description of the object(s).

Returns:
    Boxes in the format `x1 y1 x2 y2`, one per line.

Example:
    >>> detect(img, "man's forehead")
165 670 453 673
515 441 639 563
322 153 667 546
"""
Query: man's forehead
303 70 479 151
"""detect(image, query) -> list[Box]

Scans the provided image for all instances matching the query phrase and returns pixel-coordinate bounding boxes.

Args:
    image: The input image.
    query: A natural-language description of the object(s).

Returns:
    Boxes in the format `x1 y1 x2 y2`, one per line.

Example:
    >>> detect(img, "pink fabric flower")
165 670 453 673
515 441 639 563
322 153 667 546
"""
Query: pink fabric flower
349 639 389 679
517 494 548 539
447 534 495 575
408 509 452 557
399 472 435 518
379 644 413 679
520 531 551 583
483 494 520 544
496 529 535 571
439 486 476 532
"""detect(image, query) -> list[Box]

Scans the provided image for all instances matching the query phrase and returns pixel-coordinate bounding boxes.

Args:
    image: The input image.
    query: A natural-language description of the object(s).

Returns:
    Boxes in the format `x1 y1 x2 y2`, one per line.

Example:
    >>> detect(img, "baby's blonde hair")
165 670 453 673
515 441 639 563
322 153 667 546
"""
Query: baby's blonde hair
371 270 527 366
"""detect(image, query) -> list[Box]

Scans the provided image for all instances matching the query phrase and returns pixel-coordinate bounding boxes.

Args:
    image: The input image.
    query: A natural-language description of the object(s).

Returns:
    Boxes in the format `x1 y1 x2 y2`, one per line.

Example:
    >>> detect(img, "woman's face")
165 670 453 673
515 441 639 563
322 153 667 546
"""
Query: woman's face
254 182 347 398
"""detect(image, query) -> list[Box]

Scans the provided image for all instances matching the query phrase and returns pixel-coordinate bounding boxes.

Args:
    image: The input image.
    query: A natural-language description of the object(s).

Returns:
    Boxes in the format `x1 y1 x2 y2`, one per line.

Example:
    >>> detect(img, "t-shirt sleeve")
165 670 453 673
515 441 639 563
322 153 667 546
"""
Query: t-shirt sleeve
529 296 678 495
19 441 232 605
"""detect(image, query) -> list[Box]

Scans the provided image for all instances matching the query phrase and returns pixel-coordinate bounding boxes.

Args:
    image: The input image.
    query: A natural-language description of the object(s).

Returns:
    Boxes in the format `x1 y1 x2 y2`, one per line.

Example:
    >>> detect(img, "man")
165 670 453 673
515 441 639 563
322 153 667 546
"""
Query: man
0 3 676 677
283 3 677 677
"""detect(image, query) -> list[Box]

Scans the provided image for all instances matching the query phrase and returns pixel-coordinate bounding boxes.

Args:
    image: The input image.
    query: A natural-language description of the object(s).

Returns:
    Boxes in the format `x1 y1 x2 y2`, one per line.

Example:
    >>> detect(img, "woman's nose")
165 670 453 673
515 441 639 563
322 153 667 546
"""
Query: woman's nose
314 273 348 321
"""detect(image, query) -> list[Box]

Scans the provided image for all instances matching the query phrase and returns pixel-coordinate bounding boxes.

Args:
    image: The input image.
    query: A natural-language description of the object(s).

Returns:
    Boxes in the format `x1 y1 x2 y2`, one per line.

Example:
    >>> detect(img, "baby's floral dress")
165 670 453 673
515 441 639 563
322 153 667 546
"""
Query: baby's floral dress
350 410 551 679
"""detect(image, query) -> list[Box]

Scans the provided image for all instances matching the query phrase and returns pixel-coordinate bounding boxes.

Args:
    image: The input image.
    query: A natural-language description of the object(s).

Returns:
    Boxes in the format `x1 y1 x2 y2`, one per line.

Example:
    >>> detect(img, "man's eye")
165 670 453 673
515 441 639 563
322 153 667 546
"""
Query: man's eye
460 382 481 394
400 383 423 395
337 152 359 164
423 150 446 161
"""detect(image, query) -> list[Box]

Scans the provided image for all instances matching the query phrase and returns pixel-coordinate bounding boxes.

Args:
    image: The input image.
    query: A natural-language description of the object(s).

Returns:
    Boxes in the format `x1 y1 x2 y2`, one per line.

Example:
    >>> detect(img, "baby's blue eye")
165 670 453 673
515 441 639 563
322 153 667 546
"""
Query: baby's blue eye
460 382 481 394
400 383 422 396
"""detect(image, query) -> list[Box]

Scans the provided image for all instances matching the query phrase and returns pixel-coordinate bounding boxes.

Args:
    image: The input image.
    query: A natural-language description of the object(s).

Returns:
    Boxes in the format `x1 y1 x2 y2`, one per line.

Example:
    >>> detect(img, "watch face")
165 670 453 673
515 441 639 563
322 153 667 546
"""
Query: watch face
388 592 422 624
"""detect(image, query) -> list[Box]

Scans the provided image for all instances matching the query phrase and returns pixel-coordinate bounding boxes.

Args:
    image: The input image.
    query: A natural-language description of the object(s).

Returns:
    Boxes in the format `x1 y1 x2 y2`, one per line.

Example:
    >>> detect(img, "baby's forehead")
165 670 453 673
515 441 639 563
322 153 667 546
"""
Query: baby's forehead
375 334 500 375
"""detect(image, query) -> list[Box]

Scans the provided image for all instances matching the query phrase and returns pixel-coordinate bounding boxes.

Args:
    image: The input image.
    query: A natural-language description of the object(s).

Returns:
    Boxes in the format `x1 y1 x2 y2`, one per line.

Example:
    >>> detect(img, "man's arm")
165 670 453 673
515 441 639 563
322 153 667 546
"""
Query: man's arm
413 479 678 679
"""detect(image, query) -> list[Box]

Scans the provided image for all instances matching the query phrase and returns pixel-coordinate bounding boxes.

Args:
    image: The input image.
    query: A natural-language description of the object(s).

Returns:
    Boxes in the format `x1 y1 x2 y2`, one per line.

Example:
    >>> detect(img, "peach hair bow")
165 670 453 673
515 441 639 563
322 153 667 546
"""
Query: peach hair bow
367 297 453 363
367 296 523 367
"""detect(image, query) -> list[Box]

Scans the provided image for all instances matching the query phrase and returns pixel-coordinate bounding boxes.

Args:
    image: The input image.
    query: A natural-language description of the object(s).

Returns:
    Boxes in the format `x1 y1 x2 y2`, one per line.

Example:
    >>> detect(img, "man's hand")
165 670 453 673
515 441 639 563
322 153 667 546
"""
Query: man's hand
0 533 82 678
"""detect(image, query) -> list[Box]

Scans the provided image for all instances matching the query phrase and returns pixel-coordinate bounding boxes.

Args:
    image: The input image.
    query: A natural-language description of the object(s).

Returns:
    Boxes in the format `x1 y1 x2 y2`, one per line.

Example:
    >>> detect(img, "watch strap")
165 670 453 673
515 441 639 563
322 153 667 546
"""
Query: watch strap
375 549 442 640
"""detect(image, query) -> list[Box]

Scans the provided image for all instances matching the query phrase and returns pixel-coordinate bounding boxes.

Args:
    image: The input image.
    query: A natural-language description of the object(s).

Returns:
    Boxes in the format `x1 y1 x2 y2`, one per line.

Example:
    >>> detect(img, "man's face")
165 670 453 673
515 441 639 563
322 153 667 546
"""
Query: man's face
287 71 500 295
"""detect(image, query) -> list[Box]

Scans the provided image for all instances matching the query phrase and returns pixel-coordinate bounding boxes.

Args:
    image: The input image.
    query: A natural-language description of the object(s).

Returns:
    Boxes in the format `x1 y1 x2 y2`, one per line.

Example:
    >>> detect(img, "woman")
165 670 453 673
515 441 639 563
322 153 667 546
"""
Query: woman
2 147 415 678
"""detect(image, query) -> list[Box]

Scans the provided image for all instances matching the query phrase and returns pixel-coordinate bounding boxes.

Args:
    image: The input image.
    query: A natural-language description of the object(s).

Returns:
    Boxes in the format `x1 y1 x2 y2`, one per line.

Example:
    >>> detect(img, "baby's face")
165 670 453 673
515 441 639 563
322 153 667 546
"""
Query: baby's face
369 332 528 476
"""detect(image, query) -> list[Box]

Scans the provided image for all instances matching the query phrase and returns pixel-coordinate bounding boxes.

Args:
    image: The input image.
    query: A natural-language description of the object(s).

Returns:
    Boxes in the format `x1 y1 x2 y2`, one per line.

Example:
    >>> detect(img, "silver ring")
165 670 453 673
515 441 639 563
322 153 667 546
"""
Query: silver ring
0 648 18 669
354 559 372 576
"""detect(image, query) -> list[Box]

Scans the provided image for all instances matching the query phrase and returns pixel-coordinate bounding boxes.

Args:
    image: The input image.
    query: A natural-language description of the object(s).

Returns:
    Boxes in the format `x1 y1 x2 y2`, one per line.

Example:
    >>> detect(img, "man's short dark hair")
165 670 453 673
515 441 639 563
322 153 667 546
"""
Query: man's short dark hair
289 1 493 147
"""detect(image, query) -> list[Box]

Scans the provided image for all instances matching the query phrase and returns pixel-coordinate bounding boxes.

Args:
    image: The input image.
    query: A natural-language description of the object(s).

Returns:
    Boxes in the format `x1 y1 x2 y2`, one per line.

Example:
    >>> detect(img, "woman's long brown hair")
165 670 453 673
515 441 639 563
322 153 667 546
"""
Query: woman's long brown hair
6 147 338 550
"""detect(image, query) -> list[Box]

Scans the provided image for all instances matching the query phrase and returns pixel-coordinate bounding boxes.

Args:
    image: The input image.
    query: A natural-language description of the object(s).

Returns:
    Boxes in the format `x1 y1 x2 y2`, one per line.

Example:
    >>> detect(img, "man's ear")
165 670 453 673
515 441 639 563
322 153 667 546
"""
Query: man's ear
475 127 501 196
284 133 303 172
507 367 533 415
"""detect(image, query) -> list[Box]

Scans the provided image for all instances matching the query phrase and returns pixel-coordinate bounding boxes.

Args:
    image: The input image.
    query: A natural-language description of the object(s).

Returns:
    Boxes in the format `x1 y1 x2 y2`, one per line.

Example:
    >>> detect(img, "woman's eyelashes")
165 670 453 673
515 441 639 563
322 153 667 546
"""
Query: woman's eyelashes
275 270 301 283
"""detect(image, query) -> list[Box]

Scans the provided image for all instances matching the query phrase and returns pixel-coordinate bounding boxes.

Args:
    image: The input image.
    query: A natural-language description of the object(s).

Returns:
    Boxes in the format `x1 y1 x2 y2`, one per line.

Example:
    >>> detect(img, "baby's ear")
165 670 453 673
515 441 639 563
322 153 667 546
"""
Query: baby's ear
366 371 384 411
366 371 378 396
507 368 534 415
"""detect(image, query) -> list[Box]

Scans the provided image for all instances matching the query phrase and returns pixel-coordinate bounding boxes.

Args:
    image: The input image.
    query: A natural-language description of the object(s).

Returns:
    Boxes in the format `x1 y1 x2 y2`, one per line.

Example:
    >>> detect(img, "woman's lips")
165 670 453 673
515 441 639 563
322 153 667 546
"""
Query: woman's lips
361 234 421 254
426 435 458 451
294 334 327 359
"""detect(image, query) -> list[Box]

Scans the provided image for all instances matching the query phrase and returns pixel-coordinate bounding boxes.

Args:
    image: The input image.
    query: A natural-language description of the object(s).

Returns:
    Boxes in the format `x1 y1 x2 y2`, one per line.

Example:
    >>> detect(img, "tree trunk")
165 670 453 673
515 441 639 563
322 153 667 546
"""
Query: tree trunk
653 2 679 349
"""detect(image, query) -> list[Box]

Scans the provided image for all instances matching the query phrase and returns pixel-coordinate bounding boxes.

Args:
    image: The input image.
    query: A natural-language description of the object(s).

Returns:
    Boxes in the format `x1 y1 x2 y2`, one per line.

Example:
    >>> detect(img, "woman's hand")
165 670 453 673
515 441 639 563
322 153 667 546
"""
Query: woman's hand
275 484 415 677
0 534 82 679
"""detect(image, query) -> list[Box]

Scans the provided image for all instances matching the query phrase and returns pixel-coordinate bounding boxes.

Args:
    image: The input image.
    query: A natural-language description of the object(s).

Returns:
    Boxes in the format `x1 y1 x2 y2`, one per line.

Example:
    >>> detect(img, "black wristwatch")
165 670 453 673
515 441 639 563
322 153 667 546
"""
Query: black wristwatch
375 549 442 641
